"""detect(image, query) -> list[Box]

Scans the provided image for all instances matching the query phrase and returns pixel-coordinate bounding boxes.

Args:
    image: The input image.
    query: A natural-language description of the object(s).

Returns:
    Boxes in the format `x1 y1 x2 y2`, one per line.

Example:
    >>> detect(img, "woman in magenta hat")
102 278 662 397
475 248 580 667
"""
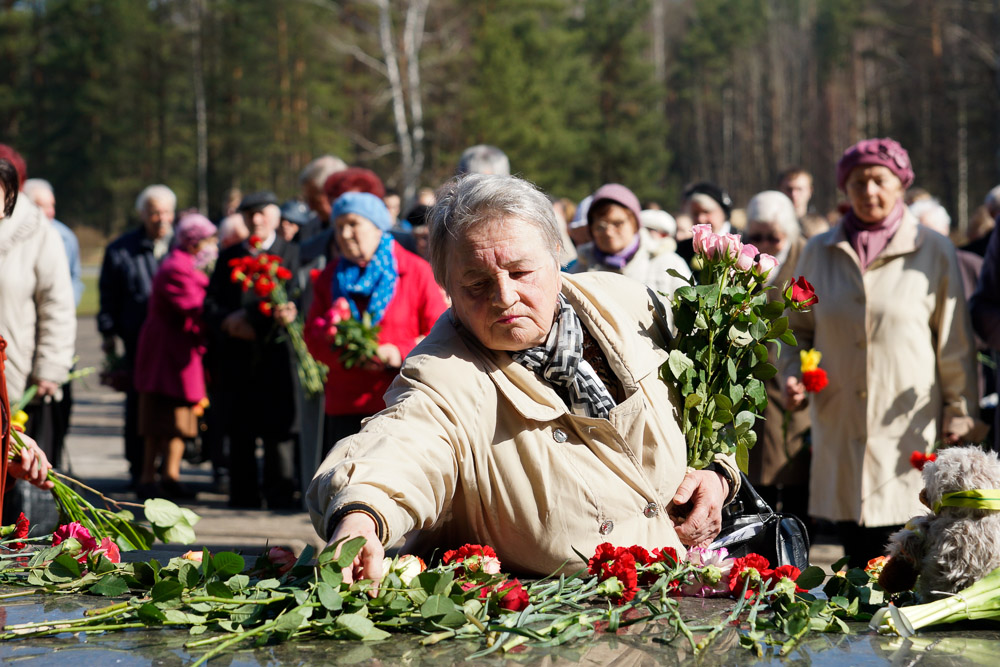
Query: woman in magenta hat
134 213 218 500
570 183 691 298
782 138 982 567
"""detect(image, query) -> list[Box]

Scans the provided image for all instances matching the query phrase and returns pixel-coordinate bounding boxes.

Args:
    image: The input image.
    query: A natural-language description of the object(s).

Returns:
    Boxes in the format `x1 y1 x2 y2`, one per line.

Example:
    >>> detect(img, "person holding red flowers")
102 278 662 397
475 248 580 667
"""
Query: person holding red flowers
304 192 446 456
783 138 982 568
204 192 301 509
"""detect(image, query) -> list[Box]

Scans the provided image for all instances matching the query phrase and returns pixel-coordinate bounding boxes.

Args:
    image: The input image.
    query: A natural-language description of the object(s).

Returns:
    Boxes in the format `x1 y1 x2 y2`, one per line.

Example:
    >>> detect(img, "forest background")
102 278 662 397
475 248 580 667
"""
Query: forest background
2 0 999 237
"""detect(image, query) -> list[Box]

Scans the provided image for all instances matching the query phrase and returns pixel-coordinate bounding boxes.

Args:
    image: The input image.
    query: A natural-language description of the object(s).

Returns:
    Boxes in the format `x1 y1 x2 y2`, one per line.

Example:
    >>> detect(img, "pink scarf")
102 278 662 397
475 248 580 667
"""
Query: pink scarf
842 201 905 271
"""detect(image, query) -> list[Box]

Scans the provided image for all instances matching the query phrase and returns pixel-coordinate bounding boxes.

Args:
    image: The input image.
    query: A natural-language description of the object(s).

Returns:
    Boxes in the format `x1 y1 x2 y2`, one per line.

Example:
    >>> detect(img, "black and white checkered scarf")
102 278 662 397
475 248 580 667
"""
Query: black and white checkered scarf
512 295 617 419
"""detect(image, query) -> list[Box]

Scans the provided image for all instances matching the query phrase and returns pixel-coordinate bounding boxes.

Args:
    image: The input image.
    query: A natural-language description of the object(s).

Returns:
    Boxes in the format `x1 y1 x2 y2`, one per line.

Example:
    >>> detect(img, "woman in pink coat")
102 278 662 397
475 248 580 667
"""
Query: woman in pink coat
134 213 218 500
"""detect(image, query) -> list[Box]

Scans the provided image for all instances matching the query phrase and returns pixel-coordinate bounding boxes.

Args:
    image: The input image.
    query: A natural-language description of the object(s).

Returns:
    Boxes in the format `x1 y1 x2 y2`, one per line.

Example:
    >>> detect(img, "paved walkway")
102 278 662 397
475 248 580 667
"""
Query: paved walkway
65 316 325 558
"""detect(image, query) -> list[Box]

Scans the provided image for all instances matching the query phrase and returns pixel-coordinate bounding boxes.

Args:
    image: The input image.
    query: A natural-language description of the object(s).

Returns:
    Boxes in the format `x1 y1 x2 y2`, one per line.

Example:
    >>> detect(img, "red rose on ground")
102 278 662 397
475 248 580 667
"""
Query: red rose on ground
52 523 98 553
802 368 828 393
267 546 296 574
93 537 121 564
497 579 530 611
790 276 819 308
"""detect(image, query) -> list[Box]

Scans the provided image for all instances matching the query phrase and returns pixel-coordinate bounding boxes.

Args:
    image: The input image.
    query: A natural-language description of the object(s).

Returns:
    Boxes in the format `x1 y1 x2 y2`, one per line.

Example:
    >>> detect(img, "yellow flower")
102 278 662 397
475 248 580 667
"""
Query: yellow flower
800 349 822 373
11 410 28 429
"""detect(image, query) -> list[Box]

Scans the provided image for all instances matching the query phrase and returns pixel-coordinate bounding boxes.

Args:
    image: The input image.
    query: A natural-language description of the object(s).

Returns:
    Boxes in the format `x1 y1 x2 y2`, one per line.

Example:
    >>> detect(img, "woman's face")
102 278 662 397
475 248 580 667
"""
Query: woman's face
446 218 561 352
335 212 384 266
590 203 638 255
0 181 6 220
745 220 786 256
687 198 727 232
846 165 904 224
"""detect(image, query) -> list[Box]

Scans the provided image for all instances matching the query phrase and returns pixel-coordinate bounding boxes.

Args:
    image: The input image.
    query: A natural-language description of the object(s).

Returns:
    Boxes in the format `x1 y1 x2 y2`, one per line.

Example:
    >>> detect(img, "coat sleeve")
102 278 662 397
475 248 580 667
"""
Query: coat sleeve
32 224 76 384
97 242 121 338
971 228 1000 349
932 241 981 438
305 350 471 546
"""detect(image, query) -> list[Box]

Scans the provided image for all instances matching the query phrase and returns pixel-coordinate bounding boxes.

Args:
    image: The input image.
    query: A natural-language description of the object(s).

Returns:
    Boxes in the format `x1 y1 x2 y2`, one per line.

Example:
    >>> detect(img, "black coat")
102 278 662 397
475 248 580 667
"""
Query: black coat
204 237 301 437
97 227 163 360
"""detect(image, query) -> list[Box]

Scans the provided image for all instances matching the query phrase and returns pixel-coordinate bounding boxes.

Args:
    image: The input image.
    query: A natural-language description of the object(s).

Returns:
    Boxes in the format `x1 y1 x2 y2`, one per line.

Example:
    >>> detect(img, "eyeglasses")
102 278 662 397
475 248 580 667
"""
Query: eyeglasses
745 233 782 244
591 219 630 232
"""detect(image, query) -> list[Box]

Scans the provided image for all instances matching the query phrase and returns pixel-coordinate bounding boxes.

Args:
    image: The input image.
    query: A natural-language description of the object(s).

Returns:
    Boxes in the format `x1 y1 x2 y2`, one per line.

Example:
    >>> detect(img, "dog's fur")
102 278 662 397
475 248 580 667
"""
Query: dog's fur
879 447 1000 601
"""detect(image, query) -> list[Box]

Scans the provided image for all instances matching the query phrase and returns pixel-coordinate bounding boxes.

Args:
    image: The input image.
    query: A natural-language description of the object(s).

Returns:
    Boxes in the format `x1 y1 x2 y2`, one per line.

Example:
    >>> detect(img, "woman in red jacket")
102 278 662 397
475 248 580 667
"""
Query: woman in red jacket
305 192 447 455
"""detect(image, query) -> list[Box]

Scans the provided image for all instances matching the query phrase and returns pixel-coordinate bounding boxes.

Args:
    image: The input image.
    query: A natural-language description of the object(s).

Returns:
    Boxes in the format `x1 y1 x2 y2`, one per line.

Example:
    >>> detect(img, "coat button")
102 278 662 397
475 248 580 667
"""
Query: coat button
599 520 614 535
858 389 867 399
552 429 568 443
643 502 659 518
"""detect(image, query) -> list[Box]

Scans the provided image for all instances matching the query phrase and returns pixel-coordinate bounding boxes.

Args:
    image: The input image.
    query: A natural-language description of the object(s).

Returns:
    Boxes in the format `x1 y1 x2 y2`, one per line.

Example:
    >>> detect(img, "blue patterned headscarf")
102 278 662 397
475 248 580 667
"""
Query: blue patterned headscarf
332 232 398 324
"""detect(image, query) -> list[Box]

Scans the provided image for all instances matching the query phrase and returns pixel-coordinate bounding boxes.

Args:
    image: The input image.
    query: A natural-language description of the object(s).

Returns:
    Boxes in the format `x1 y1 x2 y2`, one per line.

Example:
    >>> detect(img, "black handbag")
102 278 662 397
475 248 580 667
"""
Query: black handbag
710 473 811 571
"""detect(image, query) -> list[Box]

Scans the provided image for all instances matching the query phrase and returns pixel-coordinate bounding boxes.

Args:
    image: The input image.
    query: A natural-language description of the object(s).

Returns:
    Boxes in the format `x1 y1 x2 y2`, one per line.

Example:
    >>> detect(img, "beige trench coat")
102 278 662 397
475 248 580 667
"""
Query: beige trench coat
785 214 979 526
307 272 740 575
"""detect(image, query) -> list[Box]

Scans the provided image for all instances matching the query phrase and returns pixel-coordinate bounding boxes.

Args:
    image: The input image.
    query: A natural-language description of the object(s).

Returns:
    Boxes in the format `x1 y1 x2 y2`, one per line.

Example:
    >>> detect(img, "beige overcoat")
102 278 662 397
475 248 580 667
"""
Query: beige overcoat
307 272 740 575
784 214 979 526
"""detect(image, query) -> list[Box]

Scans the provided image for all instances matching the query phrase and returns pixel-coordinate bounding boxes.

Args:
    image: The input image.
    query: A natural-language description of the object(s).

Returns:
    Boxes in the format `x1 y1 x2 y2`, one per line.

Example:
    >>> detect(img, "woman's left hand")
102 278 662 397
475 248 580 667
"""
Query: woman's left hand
8 433 55 490
670 469 728 547
375 344 402 369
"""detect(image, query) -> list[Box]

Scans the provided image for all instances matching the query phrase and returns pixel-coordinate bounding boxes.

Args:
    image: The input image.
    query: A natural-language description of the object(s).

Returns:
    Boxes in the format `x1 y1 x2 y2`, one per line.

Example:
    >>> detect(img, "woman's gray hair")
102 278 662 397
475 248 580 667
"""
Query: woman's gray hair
135 184 177 216
745 190 799 244
428 174 561 286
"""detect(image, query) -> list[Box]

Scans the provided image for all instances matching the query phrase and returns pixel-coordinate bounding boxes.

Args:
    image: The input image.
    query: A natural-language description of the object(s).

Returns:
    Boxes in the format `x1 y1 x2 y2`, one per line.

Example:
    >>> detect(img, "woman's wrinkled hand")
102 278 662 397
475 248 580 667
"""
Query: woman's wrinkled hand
375 344 402 369
784 375 808 411
35 379 59 398
670 469 727 548
327 512 384 594
8 433 54 490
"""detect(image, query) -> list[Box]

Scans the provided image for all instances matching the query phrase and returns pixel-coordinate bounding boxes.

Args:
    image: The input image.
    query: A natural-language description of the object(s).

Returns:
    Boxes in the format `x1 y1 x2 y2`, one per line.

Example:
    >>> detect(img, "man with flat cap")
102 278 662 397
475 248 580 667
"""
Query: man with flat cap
278 200 312 243
204 191 301 509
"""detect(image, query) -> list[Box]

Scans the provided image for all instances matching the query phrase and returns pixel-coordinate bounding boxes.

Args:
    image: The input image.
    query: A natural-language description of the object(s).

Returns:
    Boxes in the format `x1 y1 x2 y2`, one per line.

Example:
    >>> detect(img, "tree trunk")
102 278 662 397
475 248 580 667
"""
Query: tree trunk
402 0 429 205
190 0 209 213
375 0 413 199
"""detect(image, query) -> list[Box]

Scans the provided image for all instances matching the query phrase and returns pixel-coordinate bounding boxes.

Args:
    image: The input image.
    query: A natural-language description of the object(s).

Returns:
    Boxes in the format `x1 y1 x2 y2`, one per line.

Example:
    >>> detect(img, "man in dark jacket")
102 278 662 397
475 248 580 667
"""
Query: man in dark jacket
204 192 300 509
97 185 175 485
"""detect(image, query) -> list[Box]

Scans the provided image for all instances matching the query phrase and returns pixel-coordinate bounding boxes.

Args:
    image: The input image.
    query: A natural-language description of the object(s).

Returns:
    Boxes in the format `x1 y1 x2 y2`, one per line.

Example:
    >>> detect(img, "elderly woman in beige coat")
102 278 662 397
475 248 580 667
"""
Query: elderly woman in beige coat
308 174 741 581
785 138 981 568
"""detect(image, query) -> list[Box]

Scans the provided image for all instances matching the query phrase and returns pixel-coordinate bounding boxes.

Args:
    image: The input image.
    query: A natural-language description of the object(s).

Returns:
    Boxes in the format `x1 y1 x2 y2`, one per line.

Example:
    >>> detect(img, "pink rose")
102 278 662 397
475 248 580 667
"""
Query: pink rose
52 523 97 553
755 253 779 279
181 550 205 562
720 233 743 260
480 555 502 575
93 537 121 564
333 297 352 319
735 243 758 272
691 224 713 255
703 234 723 260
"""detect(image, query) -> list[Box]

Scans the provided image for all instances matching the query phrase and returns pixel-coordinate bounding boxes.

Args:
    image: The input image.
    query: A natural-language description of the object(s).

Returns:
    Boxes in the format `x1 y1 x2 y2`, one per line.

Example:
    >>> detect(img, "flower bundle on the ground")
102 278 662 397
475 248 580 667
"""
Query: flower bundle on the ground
664 224 818 470
309 296 381 369
0 539 912 662
228 236 327 395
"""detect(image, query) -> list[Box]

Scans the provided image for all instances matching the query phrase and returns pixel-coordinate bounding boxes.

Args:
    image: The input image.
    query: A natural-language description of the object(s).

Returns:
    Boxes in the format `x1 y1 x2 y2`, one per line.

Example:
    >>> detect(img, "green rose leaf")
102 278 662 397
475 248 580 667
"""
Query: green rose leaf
667 350 694 379
273 609 306 634
91 574 130 597
320 567 343 589
779 330 797 346
178 562 199 589
734 410 756 432
317 581 343 612
796 566 826 591
726 358 738 382
335 537 367 569
735 443 749 474
713 394 732 411
684 393 703 410
674 285 697 302
137 602 167 623
768 316 789 339
205 581 232 599
227 573 250 592
752 363 777 380
762 300 786 320
336 613 390 641
213 552 245 578
151 579 183 602
48 554 83 582
420 594 457 619
728 324 753 347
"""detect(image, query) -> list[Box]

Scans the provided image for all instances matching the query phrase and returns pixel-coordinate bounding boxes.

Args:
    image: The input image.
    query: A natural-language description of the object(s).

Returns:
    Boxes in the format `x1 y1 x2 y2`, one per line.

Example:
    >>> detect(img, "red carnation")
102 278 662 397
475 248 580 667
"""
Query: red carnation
588 542 619 578
769 565 806 593
789 276 819 308
627 545 651 565
276 266 292 281
309 268 322 283
248 235 262 249
442 543 498 565
259 302 273 317
497 579 530 611
802 368 828 393
729 553 773 599
9 512 29 549
254 277 275 298
609 553 639 603
910 451 936 471
651 546 678 566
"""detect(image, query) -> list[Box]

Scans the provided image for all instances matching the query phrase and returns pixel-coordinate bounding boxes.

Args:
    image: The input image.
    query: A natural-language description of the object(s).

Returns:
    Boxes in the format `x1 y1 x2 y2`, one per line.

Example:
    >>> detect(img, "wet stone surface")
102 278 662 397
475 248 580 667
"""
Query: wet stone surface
2 592 999 665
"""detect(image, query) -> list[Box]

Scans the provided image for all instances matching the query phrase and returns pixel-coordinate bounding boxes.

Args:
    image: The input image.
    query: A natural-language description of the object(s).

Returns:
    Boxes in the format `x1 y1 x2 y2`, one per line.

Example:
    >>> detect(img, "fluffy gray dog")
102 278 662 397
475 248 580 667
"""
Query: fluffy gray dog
878 446 1000 601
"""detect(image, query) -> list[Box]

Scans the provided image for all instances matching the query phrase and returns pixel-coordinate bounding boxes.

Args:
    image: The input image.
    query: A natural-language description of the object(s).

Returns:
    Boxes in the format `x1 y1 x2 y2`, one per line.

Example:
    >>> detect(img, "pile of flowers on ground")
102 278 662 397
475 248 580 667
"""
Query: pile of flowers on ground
0 534 899 661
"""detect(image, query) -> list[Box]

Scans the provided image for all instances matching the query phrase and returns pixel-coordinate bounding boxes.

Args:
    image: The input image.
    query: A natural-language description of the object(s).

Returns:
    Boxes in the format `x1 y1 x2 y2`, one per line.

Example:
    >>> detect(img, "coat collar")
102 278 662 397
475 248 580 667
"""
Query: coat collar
457 274 669 422
824 211 923 270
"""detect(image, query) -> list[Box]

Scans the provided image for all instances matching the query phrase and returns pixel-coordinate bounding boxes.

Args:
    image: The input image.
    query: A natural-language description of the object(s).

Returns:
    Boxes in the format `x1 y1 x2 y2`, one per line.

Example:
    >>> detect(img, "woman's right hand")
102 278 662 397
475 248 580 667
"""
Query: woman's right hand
784 376 808 411
327 512 384 593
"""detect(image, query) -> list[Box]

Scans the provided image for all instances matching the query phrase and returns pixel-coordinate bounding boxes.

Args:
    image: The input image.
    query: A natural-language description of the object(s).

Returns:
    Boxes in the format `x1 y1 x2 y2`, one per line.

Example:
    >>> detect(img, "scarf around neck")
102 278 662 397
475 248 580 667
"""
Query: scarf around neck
511 295 617 419
332 233 398 325
842 200 905 271
593 233 642 270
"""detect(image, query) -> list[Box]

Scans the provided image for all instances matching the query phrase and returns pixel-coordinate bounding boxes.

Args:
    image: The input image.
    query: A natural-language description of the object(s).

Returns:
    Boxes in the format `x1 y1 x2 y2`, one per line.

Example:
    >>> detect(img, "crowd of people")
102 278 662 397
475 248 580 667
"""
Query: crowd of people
1 136 998 571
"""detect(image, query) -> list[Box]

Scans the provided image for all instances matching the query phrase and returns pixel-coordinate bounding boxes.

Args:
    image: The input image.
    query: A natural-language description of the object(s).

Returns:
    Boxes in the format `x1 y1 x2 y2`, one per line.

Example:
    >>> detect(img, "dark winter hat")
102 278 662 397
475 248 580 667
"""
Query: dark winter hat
683 182 733 219
237 191 279 213
279 200 312 226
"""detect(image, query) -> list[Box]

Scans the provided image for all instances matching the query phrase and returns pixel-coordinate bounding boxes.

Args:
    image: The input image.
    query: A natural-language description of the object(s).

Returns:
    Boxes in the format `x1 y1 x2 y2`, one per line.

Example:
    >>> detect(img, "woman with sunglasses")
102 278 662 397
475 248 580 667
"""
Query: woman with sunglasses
742 191 812 533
